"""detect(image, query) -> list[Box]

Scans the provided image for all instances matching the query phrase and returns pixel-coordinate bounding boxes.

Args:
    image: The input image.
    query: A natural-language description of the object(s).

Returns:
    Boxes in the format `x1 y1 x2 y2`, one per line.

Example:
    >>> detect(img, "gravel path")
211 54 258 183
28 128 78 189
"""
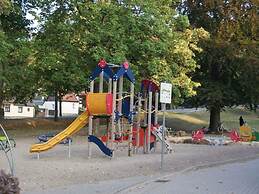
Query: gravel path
0 136 259 193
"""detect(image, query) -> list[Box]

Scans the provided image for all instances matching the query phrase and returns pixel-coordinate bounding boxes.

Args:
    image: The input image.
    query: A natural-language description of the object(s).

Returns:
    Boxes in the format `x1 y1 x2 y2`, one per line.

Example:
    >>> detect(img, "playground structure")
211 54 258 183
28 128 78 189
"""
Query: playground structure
231 124 259 142
30 59 172 158
0 124 15 175
191 122 259 144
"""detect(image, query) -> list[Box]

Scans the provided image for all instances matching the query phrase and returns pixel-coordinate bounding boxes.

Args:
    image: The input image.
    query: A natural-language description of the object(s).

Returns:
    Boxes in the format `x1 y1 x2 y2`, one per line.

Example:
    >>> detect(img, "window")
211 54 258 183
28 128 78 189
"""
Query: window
49 110 55 115
4 104 10 112
27 108 30 112
18 106 23 113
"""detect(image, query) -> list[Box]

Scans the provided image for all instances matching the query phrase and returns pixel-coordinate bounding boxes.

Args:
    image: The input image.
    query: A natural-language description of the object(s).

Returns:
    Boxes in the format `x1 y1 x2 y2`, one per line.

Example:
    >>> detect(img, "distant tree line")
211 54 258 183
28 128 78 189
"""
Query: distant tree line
0 0 258 132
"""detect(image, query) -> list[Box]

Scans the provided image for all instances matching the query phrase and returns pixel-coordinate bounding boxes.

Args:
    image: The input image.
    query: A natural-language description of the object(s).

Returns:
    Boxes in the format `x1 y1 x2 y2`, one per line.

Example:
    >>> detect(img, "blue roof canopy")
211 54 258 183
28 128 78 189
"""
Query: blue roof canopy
89 59 114 81
113 62 135 83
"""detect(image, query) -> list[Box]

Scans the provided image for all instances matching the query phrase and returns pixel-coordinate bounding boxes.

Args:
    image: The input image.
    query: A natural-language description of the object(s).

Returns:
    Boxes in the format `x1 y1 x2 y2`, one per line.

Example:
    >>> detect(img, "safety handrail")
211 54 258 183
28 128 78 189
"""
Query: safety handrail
0 124 15 175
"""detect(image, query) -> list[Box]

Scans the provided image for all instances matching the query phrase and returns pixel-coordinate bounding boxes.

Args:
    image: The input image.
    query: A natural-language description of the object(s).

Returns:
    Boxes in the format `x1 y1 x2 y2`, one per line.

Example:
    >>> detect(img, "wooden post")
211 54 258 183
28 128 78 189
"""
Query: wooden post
107 78 112 147
88 80 94 158
143 92 148 153
136 93 142 154
99 71 104 93
94 71 104 137
111 80 117 154
118 77 123 136
147 90 152 153
128 83 134 156
118 77 123 111
143 92 148 126
108 78 112 93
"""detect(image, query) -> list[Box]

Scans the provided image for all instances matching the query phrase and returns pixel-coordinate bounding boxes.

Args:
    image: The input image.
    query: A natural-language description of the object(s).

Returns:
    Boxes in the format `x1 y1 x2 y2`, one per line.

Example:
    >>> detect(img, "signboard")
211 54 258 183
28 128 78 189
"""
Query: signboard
160 82 172 104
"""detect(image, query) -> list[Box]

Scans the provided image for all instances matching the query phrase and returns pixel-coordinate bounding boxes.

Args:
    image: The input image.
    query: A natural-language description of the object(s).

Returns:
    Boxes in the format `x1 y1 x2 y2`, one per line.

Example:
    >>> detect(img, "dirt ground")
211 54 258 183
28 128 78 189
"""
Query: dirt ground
1 130 259 193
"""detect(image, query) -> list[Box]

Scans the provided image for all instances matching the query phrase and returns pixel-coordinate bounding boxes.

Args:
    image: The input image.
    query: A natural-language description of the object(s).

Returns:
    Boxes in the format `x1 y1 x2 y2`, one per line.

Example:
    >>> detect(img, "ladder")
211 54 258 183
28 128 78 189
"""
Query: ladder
152 126 172 153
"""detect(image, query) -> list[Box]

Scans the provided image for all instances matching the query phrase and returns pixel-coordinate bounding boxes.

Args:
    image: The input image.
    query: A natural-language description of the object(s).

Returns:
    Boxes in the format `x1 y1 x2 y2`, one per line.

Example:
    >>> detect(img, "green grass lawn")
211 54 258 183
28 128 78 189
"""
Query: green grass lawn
159 107 259 132
2 107 259 138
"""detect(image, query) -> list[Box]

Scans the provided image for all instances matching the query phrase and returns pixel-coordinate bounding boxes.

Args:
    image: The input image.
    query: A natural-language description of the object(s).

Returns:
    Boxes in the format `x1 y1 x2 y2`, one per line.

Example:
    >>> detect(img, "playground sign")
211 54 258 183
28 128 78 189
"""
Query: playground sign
159 82 172 169
160 83 172 104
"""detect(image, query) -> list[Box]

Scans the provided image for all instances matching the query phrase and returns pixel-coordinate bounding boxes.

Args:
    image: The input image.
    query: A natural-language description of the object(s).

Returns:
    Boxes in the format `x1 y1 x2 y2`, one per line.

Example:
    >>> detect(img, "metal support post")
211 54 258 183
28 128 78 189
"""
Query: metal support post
68 138 71 159
161 103 166 169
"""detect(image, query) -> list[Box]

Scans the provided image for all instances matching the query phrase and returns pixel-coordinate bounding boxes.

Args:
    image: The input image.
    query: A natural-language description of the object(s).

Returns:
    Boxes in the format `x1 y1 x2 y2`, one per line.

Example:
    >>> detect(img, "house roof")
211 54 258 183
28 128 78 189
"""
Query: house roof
47 93 79 102
62 93 79 102
3 101 34 107
46 96 55 101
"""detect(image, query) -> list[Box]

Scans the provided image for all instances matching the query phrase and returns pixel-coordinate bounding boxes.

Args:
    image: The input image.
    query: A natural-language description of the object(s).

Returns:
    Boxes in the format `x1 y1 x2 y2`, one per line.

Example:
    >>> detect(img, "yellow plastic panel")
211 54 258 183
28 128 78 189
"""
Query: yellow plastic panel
240 125 252 142
86 93 113 115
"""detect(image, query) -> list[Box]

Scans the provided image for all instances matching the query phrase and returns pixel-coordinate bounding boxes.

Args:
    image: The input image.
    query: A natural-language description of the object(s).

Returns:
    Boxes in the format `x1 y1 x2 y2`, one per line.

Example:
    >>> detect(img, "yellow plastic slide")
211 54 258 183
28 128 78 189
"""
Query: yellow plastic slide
30 111 89 153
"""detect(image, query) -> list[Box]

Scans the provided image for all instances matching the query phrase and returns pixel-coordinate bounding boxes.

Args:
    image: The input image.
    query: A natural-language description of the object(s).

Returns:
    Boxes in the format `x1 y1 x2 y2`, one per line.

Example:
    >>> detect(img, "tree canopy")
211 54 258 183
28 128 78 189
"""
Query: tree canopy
179 0 259 131
0 0 34 119
3 0 258 128
28 0 208 109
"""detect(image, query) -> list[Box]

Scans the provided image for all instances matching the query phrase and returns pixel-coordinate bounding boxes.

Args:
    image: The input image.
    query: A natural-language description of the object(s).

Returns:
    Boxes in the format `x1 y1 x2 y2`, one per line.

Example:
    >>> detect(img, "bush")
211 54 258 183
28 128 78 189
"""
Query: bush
0 170 20 194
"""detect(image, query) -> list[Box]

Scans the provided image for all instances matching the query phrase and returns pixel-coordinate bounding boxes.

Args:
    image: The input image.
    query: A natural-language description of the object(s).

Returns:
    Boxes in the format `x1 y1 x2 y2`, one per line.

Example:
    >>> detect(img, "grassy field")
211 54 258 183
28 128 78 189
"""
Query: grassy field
1 107 259 138
0 118 75 137
159 107 259 132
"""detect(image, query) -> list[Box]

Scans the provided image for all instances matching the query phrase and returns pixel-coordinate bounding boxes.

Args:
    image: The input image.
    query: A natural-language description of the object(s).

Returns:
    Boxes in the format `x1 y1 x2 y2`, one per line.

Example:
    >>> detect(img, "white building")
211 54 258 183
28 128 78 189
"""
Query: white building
39 93 80 117
4 103 35 119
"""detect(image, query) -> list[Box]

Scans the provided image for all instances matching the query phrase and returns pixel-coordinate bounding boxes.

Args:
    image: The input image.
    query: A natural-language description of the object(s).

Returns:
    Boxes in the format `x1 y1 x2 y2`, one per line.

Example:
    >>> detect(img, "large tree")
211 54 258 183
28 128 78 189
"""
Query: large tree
29 0 208 118
179 0 259 132
30 1 89 121
66 0 208 102
0 0 33 119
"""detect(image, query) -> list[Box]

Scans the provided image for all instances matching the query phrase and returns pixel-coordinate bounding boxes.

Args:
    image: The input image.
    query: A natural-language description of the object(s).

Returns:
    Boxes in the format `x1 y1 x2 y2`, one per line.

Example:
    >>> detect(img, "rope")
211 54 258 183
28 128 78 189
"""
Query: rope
116 91 132 95
140 109 158 114
116 95 132 101
112 131 133 135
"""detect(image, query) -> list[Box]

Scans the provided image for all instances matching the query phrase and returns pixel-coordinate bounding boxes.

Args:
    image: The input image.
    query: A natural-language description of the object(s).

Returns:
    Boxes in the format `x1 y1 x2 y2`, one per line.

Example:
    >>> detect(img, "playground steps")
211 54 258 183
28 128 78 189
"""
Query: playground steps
152 126 172 153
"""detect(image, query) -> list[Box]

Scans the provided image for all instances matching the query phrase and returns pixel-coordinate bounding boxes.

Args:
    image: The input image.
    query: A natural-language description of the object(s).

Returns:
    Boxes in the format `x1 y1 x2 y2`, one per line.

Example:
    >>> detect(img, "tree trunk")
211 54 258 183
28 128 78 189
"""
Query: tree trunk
209 106 221 133
59 92 62 117
250 104 257 113
54 90 58 121
0 62 4 120
0 98 4 120
0 85 4 120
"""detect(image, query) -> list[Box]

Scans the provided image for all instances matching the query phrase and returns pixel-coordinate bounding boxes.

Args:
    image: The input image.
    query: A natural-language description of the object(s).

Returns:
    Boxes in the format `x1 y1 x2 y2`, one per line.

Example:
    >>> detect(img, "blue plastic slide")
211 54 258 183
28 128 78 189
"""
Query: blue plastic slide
88 135 113 157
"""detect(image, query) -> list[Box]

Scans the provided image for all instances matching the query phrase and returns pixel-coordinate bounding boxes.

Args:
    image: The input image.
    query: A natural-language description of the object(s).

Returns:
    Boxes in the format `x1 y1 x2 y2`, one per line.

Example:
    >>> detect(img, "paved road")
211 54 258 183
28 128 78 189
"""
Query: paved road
122 158 259 194
26 158 259 194
25 175 151 194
